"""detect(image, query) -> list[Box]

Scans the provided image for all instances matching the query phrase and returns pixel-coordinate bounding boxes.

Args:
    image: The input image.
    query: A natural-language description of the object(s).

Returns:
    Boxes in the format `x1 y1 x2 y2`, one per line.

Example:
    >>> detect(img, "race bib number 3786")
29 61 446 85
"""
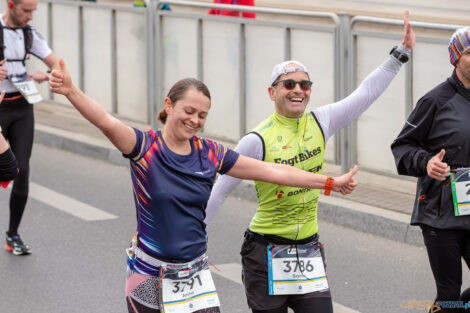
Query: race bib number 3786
267 243 329 295
161 266 220 313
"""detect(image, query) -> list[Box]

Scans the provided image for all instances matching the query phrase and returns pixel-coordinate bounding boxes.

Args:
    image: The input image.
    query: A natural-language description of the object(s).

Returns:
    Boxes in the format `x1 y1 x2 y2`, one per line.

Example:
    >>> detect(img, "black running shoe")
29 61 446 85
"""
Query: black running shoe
5 233 31 255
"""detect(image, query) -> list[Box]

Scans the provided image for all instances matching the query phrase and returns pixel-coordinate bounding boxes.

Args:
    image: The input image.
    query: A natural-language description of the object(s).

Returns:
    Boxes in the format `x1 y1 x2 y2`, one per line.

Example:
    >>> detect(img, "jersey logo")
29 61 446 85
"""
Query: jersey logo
273 146 322 166
195 169 211 175
275 190 284 198
308 165 323 173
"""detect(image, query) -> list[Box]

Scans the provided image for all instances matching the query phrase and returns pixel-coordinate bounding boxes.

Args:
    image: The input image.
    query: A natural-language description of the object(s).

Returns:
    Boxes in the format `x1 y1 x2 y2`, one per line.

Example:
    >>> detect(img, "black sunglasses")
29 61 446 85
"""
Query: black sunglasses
272 79 313 91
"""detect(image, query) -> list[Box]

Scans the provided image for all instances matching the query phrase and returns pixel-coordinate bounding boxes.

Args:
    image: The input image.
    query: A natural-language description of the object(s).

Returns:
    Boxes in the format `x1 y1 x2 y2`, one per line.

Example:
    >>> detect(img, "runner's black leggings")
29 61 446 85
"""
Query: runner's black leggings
0 94 33 236
251 297 333 313
422 225 470 313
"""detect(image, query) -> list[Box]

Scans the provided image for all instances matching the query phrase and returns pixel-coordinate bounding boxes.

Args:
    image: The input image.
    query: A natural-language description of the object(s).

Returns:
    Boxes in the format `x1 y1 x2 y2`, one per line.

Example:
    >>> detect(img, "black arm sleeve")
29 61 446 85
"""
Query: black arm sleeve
391 96 436 177
0 148 18 181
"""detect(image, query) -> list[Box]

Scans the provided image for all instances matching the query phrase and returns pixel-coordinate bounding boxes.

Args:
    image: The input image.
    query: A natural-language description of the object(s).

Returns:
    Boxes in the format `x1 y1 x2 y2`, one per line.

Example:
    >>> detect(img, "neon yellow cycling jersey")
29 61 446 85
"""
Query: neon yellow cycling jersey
249 111 325 240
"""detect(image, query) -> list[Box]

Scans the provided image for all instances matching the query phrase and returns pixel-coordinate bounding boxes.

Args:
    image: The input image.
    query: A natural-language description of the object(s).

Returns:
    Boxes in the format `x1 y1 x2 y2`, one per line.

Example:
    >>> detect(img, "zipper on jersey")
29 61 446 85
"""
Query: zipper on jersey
294 116 306 242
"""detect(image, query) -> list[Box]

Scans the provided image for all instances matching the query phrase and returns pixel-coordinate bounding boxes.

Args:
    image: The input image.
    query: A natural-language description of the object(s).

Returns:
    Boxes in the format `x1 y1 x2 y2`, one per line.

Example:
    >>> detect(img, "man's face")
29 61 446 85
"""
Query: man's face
456 49 470 88
10 0 37 27
268 69 311 119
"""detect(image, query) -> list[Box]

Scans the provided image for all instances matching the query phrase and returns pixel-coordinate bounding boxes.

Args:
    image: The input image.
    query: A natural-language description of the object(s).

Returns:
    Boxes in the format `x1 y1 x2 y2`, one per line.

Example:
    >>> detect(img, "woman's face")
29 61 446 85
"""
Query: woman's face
164 87 210 141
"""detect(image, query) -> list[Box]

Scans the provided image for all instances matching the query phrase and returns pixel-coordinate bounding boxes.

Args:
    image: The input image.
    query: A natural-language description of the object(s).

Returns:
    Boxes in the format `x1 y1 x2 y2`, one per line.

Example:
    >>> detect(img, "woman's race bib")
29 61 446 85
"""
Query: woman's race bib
160 261 220 313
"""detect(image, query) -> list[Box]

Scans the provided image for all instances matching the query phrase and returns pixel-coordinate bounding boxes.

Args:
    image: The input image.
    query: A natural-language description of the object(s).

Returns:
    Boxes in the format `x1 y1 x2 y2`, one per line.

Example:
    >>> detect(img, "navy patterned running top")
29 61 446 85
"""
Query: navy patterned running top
124 128 239 274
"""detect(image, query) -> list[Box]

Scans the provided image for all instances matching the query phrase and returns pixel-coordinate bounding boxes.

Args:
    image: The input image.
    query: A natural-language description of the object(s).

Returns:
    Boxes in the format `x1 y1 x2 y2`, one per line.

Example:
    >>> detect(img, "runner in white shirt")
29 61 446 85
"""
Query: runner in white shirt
0 0 59 256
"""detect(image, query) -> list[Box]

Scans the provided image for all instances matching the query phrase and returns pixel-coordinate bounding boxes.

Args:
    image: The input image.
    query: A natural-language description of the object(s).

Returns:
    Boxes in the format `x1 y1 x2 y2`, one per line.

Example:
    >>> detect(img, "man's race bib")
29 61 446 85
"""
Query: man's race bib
451 168 470 216
10 76 43 104
267 242 328 295
161 261 220 313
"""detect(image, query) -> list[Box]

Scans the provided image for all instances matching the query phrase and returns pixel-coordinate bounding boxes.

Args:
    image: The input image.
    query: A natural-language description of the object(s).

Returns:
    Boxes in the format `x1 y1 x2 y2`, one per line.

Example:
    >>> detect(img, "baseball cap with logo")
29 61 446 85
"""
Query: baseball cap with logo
448 27 470 66
270 60 310 86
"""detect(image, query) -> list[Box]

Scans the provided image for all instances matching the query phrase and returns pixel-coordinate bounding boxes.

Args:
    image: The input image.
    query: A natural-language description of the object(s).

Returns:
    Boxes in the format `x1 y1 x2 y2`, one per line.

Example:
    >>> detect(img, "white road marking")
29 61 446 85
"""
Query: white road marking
211 263 361 313
29 182 118 221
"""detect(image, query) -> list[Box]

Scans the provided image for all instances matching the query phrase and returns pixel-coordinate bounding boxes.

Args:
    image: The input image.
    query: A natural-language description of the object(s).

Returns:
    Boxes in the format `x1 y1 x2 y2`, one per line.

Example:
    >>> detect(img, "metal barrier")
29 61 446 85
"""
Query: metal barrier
155 0 344 163
28 0 150 123
23 0 468 174
345 16 465 174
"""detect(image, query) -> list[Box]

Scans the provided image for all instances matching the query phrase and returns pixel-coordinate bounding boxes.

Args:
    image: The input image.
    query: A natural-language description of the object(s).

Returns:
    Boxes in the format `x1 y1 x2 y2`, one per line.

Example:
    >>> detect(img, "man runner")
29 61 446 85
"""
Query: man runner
0 0 59 255
205 11 415 313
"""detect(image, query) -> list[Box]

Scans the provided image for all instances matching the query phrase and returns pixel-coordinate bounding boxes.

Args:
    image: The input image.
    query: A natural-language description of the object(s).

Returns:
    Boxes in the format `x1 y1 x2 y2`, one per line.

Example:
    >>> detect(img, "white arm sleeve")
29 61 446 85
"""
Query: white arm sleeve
204 133 263 225
314 47 408 142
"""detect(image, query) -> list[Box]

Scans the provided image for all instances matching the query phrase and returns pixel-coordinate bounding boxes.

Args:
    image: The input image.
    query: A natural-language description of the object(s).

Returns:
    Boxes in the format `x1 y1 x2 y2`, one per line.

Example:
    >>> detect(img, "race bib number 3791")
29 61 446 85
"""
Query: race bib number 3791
161 266 220 313
267 243 329 295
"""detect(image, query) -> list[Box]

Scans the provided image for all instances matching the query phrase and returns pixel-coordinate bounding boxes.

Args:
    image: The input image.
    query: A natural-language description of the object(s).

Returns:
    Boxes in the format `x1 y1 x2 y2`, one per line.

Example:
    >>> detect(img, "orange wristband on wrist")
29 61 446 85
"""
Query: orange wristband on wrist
324 176 334 196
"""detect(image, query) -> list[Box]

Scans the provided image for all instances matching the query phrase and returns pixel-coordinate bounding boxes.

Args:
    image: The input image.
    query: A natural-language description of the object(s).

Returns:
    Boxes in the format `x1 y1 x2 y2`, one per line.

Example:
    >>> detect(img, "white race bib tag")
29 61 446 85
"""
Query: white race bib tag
451 168 470 216
10 76 43 104
161 262 220 313
267 243 328 295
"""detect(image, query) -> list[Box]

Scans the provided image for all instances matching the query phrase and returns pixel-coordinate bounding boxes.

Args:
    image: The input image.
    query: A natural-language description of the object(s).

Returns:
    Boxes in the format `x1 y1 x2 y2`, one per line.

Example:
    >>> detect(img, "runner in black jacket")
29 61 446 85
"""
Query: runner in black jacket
391 27 470 312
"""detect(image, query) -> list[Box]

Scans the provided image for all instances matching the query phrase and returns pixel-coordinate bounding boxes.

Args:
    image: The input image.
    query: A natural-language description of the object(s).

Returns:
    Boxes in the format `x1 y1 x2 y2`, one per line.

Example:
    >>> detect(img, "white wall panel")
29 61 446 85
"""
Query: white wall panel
201 21 240 141
356 37 406 173
244 25 284 131
83 8 113 112
115 11 147 122
161 17 198 101
412 42 450 106
291 30 335 110
29 3 49 42
291 30 336 160
50 4 80 106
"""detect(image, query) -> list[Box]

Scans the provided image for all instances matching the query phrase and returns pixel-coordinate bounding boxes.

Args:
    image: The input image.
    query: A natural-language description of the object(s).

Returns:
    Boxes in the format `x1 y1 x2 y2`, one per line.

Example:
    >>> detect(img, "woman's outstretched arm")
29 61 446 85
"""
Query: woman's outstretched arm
226 154 358 194
49 58 136 154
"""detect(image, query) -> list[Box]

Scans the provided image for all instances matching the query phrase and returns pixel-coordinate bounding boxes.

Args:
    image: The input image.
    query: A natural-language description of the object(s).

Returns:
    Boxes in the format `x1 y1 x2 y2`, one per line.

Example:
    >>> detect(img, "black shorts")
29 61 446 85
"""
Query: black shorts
240 230 331 311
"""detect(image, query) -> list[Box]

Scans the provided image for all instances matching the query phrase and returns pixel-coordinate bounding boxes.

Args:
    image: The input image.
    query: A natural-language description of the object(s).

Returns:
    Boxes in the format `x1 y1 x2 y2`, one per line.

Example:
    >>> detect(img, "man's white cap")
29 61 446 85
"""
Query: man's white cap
270 60 310 86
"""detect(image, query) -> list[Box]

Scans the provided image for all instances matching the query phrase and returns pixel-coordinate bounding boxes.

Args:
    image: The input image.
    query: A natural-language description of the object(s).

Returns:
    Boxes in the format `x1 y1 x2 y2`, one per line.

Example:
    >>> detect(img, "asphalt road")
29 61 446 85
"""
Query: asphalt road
1 143 470 313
